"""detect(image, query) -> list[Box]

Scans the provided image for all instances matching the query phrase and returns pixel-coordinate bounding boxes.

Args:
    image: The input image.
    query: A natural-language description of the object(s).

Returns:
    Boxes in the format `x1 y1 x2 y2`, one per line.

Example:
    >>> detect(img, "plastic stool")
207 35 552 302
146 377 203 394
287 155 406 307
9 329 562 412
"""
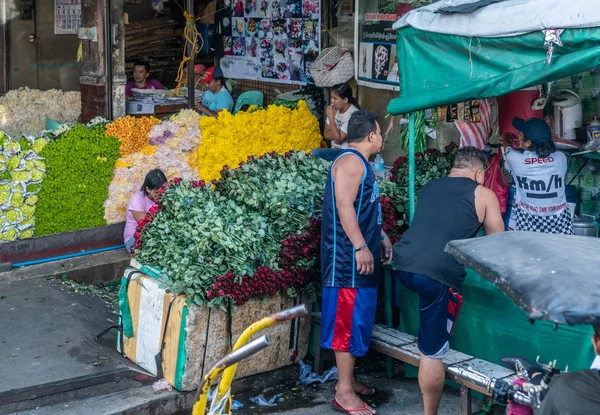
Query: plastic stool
233 91 264 114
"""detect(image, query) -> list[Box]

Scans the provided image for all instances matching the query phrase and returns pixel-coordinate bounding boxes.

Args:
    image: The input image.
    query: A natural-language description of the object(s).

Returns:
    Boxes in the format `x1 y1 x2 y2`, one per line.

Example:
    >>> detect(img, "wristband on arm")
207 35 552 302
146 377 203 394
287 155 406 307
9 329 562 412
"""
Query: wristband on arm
355 243 368 252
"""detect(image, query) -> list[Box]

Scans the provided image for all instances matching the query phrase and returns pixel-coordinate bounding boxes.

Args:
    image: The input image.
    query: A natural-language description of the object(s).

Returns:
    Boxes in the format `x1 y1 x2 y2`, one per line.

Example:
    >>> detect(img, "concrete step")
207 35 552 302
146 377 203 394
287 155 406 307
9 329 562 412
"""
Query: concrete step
10 385 195 415
0 278 149 414
0 369 154 414
0 249 130 285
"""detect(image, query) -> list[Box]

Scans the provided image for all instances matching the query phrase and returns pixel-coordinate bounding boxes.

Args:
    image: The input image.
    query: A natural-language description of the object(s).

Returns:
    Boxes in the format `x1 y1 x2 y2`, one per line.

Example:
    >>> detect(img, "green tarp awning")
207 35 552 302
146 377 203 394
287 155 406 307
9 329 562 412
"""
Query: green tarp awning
387 27 600 115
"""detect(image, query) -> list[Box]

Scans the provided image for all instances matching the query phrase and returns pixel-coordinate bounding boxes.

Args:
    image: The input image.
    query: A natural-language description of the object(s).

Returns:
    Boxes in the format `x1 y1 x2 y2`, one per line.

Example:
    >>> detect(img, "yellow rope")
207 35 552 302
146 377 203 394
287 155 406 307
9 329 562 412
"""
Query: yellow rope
175 10 203 90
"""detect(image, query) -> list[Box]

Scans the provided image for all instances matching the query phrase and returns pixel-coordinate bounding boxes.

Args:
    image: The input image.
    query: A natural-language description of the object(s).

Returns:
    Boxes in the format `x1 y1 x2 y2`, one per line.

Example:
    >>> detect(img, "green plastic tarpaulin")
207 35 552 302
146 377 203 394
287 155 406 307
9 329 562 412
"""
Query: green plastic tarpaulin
387 27 600 115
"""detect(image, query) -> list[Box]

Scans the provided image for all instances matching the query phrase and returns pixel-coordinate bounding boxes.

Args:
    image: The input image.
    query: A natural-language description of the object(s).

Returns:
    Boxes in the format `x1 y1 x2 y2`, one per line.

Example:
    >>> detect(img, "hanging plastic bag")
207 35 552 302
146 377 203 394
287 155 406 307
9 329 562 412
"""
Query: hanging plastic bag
484 151 509 215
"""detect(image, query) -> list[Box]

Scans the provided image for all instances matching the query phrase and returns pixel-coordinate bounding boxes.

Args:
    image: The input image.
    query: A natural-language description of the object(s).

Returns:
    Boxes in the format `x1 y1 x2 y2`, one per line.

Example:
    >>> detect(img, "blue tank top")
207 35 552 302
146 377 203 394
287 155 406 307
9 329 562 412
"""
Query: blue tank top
321 149 382 288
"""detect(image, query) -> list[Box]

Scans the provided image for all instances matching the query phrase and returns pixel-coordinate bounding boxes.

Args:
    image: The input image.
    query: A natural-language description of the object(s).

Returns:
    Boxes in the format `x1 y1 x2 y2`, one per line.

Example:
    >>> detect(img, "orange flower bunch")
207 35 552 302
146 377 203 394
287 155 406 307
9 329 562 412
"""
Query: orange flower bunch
105 116 160 156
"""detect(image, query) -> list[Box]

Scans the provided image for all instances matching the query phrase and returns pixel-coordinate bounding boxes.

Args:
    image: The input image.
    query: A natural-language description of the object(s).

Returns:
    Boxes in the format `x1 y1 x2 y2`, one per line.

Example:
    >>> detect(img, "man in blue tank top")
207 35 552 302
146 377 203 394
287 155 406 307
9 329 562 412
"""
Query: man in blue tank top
393 147 505 415
320 111 392 415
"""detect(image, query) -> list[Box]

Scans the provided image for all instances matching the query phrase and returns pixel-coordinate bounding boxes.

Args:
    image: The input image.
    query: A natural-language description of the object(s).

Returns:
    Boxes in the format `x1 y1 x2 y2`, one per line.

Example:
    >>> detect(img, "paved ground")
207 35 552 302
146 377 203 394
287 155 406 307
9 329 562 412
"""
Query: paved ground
223 355 477 415
0 276 487 414
0 277 134 394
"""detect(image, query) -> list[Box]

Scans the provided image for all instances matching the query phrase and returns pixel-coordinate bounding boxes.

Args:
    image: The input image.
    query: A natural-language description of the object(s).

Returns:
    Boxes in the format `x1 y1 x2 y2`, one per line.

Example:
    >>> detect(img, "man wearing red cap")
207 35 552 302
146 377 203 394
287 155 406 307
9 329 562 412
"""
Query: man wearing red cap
195 66 234 117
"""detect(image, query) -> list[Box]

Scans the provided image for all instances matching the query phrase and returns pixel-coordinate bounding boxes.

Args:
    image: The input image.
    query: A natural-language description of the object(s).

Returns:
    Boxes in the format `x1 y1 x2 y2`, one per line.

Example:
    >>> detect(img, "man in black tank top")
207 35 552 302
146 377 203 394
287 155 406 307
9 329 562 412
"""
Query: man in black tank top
393 147 504 415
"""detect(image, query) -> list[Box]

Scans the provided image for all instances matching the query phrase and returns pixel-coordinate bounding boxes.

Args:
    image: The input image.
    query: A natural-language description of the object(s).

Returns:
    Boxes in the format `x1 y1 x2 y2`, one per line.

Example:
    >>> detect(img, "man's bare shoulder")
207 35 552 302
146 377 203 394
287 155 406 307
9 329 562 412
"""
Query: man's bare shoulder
332 152 364 177
474 184 496 201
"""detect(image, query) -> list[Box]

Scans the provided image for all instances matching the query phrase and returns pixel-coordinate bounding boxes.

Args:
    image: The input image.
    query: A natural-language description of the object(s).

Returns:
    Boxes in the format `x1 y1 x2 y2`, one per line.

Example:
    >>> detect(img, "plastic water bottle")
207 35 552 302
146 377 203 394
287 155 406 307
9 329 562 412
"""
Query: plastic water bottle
374 154 385 178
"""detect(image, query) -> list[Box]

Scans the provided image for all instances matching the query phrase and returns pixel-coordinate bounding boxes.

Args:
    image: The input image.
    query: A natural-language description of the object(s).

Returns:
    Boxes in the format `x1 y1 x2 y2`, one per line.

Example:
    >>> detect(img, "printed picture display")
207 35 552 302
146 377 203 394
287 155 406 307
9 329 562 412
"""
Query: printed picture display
357 0 412 90
220 0 321 84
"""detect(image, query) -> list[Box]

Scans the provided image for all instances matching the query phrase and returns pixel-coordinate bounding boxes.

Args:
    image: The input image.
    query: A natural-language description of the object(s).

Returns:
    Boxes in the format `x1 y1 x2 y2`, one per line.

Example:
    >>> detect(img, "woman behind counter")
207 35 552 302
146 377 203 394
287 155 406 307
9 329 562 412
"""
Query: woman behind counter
311 83 360 162
499 117 574 235
123 169 168 252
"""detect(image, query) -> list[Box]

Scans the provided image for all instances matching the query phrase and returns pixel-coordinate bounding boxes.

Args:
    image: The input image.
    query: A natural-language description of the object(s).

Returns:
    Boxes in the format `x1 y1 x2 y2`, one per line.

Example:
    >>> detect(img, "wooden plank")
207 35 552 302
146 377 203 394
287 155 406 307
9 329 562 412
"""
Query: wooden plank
125 17 178 30
126 36 182 47
154 104 188 114
0 249 130 285
460 386 472 415
444 350 475 366
0 222 125 265
452 359 515 380
162 295 187 386
124 274 145 362
372 328 417 348
372 324 417 345
389 342 475 368
371 340 421 367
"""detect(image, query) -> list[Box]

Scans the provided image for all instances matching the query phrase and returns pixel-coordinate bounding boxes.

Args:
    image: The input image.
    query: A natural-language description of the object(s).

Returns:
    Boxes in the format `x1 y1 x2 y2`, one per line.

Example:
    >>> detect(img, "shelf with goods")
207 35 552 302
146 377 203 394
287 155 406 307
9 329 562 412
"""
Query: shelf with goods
563 150 600 216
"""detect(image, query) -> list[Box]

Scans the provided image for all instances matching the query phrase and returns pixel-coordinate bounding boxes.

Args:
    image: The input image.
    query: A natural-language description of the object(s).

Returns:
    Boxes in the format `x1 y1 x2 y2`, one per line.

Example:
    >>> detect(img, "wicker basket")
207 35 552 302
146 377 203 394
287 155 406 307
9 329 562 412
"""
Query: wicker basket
309 47 355 87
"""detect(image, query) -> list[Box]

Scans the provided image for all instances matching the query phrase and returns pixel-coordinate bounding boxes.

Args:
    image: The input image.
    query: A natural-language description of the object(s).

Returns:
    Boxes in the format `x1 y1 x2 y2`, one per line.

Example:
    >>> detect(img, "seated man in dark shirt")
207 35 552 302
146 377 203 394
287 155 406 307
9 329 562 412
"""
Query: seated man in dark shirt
536 324 600 415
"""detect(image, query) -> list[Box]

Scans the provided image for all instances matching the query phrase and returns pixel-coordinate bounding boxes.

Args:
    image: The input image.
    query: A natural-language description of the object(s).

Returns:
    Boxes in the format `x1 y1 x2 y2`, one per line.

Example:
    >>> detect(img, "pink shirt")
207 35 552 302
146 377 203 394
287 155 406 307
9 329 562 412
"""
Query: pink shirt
123 191 157 243
125 79 165 97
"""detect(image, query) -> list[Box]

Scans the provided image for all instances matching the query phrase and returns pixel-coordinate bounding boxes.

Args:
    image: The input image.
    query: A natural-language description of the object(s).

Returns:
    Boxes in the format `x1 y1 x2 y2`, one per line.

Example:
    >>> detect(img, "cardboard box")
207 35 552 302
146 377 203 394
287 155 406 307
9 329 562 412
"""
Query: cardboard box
118 265 311 391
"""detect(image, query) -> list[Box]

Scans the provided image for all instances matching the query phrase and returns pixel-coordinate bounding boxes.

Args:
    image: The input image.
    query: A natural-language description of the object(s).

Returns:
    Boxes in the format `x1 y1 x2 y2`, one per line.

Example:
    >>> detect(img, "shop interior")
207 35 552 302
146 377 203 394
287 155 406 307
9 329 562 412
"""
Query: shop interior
124 0 215 89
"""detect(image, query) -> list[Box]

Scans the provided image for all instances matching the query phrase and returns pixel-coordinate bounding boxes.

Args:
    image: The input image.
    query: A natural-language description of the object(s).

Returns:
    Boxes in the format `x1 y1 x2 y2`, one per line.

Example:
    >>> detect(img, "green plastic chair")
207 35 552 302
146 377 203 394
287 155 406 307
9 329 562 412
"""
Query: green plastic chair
45 117 61 131
233 91 264 114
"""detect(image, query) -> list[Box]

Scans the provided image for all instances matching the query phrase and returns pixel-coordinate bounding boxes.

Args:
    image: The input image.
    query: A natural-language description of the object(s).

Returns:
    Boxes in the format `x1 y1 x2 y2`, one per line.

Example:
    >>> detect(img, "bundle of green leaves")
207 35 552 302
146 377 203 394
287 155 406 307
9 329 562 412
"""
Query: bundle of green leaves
34 124 121 236
214 151 330 239
135 152 330 306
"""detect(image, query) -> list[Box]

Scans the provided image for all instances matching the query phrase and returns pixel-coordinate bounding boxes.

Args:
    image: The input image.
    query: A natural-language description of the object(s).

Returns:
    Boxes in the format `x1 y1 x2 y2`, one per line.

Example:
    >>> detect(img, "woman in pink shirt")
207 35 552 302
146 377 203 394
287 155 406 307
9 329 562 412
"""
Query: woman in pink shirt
124 169 167 252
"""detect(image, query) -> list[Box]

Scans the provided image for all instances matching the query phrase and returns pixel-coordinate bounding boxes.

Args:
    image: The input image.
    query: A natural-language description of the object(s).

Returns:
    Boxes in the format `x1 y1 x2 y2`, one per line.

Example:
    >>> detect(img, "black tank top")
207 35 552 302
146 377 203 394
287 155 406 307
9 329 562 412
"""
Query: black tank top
393 176 481 291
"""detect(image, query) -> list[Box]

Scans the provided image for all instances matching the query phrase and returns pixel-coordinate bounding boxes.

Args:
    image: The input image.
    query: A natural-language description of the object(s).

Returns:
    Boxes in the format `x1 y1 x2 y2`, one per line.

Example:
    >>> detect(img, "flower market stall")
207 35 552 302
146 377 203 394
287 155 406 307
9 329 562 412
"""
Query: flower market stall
385 0 599 378
0 100 321 240
0 100 329 389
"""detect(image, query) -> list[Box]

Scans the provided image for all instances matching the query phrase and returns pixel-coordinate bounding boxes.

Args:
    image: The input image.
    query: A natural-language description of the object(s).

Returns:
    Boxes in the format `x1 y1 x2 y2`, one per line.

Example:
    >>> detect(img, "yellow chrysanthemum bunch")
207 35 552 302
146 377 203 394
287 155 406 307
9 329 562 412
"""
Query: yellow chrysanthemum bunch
197 101 322 181
105 116 160 156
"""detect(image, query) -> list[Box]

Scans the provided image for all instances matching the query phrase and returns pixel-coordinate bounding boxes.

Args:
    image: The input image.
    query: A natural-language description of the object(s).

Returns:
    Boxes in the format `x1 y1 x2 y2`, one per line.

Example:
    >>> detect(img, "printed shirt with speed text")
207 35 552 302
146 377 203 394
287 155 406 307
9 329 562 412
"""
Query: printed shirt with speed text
505 148 568 218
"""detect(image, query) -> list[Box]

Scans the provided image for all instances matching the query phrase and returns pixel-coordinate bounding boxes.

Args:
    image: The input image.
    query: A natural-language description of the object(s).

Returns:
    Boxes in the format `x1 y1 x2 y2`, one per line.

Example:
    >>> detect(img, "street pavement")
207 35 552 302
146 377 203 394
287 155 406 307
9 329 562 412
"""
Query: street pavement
227 357 476 415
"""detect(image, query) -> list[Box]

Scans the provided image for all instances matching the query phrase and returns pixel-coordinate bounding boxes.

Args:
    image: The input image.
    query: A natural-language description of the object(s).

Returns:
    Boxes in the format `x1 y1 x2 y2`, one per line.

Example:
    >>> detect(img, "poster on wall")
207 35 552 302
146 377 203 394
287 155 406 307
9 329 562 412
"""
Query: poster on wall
356 0 412 91
54 0 82 35
220 0 321 84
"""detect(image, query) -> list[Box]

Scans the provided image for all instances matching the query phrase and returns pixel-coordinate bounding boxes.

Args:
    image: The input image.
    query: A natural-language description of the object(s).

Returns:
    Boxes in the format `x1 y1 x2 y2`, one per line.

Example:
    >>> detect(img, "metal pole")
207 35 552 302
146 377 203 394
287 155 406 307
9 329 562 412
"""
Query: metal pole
408 112 416 223
102 0 113 119
384 266 394 378
186 0 195 109
1 0 8 93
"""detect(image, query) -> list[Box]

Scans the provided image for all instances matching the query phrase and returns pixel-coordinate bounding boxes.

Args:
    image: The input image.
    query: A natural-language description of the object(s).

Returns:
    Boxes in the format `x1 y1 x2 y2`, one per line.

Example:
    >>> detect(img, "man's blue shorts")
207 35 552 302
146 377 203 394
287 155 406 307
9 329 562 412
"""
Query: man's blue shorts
320 287 378 357
395 270 463 358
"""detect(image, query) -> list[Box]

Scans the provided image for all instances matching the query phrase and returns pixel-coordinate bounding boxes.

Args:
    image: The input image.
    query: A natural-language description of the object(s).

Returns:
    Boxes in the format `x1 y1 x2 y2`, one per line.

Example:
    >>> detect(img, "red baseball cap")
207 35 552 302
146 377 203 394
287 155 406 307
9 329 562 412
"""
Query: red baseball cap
200 66 224 83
